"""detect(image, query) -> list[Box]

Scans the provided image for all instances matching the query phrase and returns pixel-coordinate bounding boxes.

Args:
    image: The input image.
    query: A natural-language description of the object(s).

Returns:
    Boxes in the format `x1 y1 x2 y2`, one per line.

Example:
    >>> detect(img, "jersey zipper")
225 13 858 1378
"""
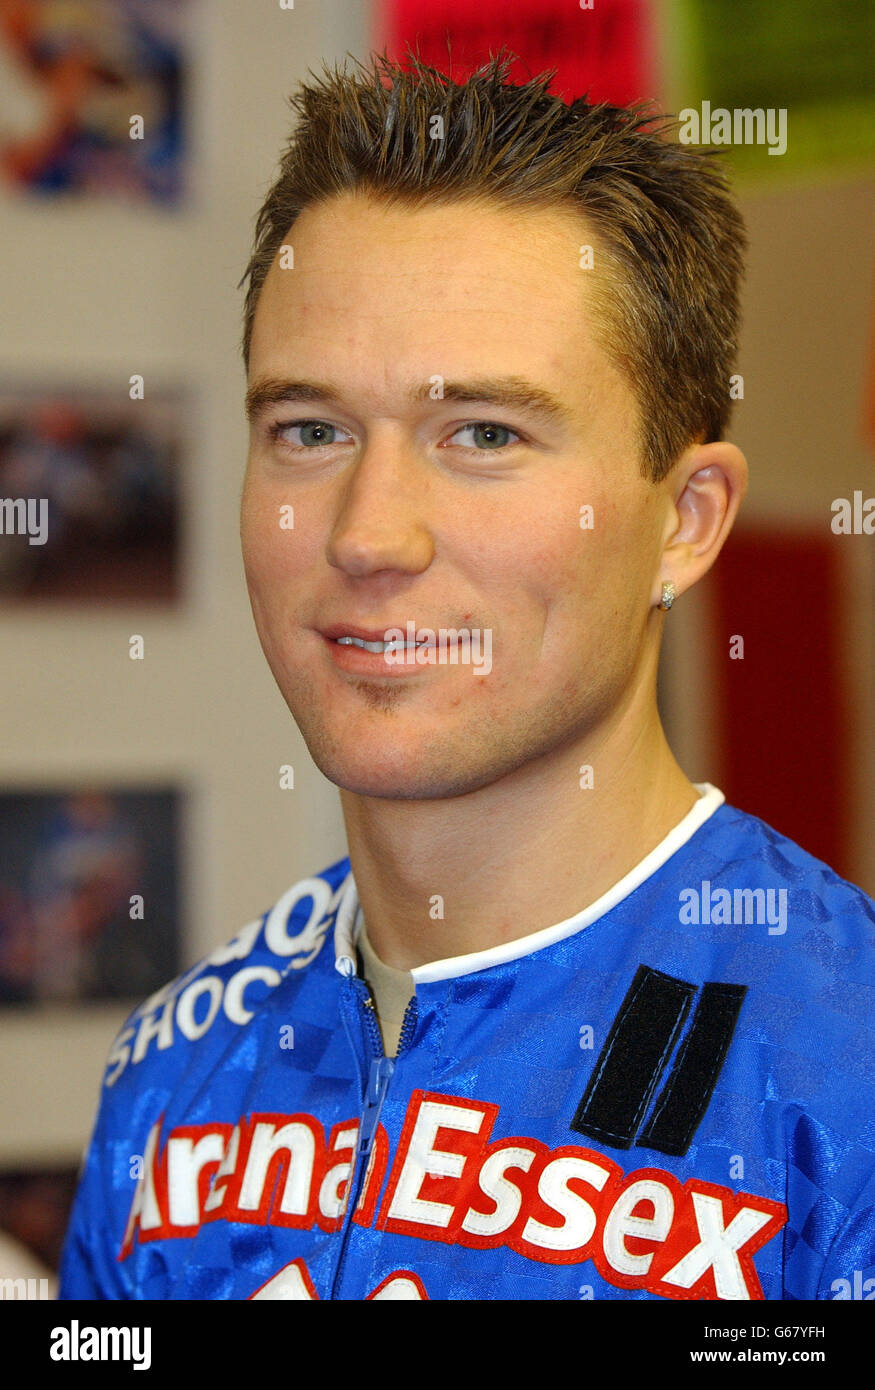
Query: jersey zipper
330 978 418 1299
395 993 418 1057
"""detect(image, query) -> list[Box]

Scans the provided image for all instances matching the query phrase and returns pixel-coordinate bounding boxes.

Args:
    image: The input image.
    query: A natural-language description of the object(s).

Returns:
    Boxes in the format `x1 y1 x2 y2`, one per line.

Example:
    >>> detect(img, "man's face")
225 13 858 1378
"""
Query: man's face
241 193 668 799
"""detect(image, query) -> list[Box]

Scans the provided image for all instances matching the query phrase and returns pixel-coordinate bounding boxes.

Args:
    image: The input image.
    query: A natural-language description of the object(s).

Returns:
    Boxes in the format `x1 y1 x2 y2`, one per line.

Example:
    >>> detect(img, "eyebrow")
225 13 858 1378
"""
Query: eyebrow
244 375 573 428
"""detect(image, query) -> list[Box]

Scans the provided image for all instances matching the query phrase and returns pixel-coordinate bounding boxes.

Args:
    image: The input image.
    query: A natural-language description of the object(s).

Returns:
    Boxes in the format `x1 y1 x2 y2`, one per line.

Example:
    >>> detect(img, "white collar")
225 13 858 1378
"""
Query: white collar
334 782 725 984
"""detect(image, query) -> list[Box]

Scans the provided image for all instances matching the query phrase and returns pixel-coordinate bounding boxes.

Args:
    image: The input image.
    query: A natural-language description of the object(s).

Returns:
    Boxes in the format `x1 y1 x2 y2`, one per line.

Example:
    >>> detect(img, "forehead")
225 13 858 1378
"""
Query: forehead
248 193 622 406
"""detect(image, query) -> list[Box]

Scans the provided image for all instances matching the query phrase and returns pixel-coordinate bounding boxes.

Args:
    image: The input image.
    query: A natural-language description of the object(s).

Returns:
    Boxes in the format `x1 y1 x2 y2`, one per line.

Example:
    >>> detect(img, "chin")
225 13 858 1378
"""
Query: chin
309 743 451 800
300 727 494 802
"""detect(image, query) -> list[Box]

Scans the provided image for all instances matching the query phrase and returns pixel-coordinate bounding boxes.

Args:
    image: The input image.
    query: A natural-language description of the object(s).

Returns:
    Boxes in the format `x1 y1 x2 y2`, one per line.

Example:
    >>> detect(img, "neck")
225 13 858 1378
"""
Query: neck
340 690 698 972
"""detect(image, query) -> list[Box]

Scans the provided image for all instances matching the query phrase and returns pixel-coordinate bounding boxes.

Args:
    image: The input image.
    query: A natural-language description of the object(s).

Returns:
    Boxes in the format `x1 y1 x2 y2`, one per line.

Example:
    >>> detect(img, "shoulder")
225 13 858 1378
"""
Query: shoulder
698 799 875 945
101 854 353 1093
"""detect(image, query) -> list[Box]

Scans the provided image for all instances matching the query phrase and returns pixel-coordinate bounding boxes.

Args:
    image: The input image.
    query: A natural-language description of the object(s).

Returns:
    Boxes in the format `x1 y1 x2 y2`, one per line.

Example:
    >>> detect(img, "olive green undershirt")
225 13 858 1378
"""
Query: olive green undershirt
357 918 415 1059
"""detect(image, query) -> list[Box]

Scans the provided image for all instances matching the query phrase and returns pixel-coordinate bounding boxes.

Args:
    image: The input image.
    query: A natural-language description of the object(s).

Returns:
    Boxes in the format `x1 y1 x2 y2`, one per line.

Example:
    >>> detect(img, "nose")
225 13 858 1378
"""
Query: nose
326 429 435 580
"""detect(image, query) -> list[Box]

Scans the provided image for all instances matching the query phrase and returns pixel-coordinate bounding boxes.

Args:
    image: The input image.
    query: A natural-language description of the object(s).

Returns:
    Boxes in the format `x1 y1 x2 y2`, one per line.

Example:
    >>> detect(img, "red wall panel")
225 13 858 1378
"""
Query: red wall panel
709 529 852 877
378 0 656 105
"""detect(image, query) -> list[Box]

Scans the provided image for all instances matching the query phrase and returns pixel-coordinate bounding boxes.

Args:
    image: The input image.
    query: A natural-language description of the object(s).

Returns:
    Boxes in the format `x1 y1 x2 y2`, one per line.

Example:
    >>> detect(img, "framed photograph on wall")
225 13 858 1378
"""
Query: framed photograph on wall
0 0 190 205
0 382 186 604
0 784 183 1005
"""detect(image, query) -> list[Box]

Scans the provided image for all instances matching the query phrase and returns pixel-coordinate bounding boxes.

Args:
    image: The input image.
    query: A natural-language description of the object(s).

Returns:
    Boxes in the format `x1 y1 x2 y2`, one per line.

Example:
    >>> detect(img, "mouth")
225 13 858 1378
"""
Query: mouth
318 623 436 677
320 623 434 653
335 635 431 653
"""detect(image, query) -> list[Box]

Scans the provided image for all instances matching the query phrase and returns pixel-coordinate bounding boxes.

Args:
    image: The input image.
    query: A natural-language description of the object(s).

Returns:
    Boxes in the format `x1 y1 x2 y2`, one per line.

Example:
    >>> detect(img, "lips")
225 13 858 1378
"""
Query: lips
321 623 402 643
319 624 432 677
319 623 433 646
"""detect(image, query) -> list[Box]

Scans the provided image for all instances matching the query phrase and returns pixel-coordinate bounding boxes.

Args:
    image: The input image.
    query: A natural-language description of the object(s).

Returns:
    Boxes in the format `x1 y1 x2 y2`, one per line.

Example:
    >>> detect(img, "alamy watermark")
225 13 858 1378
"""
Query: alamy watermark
341 622 493 676
678 102 787 157
679 880 788 935
0 1275 49 1299
831 490 875 534
50 1321 151 1369
0 497 48 545
831 1270 875 1299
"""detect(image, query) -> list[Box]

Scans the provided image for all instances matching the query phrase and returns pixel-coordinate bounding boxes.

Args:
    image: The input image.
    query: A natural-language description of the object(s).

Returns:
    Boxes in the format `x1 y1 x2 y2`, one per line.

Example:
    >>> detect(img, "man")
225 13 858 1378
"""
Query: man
59 54 874 1301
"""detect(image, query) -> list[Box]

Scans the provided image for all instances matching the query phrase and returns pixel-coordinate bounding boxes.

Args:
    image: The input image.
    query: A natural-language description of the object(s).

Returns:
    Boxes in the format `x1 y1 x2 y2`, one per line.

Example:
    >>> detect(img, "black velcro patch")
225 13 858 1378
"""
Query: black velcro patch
570 965 696 1150
636 982 747 1157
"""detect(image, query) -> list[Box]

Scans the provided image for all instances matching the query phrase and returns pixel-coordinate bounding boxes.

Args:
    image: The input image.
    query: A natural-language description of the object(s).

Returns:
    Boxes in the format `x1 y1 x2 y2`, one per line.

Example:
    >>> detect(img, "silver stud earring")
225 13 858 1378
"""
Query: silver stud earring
658 580 676 611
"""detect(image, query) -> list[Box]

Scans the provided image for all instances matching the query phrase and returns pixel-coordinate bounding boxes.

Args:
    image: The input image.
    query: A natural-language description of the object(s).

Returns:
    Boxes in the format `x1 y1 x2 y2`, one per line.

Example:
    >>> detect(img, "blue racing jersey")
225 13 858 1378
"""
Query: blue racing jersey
58 785 875 1301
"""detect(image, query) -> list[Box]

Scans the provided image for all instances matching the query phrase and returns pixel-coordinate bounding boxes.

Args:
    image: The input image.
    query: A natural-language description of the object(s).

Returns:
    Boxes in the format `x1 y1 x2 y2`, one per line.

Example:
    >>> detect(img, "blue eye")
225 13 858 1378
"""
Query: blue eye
449 423 519 450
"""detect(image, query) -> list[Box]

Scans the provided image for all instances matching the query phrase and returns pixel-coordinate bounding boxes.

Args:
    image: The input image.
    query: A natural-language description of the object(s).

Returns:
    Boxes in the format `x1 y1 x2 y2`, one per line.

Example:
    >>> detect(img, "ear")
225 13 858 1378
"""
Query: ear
651 440 748 607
